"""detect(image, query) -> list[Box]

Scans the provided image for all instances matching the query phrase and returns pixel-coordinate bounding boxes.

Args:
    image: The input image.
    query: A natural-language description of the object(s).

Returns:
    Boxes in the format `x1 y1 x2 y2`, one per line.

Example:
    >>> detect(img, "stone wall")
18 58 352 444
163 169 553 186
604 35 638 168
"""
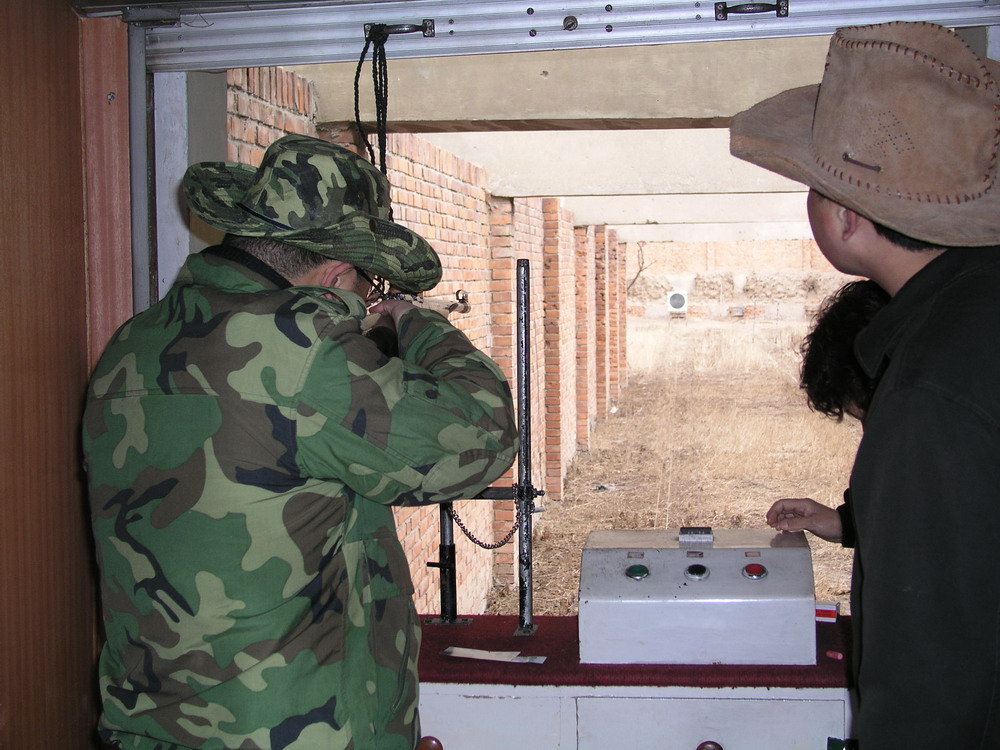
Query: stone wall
627 238 853 321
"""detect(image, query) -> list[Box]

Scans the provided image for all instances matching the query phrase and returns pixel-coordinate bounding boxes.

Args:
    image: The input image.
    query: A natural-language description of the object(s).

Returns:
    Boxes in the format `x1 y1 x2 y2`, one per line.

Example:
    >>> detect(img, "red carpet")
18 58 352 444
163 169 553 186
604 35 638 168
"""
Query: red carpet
419 614 851 689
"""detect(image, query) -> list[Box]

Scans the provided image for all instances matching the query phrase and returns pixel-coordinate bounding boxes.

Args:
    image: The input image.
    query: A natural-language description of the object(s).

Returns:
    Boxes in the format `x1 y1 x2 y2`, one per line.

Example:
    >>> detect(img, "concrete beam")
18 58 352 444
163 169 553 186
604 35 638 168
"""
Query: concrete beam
612 221 812 243
290 36 828 126
420 129 801 197
561 192 808 227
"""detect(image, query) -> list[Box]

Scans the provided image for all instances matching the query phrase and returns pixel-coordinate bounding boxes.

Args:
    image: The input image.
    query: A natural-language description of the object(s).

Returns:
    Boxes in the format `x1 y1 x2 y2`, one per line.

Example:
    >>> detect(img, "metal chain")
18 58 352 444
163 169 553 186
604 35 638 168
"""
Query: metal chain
449 494 523 550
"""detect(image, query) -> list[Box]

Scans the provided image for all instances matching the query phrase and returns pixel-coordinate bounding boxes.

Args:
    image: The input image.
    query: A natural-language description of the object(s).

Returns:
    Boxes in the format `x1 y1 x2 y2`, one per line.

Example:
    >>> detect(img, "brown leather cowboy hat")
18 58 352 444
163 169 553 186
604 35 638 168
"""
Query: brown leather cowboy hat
730 21 1000 247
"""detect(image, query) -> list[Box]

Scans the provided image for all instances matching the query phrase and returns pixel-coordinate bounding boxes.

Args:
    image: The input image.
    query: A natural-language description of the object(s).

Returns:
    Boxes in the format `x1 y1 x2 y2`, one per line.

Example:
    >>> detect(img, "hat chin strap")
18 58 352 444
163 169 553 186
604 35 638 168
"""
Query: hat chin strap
235 200 294 231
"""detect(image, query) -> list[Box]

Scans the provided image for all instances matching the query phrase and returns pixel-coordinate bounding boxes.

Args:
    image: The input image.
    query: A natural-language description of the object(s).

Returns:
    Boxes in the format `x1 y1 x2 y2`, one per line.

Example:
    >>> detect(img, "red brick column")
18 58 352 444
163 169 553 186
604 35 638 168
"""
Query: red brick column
484 196 546 587
616 238 629 396
575 226 598 451
604 228 623 405
593 226 611 416
487 196 518 587
541 199 579 502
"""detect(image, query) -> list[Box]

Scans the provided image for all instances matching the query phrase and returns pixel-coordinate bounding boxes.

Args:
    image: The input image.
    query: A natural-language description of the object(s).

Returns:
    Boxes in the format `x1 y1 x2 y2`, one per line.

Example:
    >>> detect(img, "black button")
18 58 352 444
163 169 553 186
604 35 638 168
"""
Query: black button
685 564 709 581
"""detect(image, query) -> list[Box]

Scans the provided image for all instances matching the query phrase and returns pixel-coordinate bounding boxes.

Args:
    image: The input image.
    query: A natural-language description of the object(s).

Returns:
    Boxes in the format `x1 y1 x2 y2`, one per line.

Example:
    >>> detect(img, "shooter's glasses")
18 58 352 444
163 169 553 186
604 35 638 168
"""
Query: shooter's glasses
356 269 390 306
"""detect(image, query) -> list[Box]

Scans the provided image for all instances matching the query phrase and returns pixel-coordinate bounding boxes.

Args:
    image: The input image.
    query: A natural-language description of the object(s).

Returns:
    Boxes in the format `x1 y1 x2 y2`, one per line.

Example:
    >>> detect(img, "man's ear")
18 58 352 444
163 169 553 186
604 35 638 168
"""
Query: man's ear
840 206 865 242
320 260 354 289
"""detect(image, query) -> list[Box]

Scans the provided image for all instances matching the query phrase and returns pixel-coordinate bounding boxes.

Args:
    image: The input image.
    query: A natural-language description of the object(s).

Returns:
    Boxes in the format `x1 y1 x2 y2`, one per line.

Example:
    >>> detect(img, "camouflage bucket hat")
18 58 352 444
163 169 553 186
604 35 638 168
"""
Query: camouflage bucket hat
183 134 442 292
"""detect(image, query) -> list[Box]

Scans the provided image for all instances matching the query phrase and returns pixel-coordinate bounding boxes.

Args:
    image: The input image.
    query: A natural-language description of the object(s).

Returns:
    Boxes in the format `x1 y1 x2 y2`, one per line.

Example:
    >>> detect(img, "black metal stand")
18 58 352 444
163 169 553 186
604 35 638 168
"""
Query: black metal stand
424 259 543 635
513 259 539 636
424 503 472 626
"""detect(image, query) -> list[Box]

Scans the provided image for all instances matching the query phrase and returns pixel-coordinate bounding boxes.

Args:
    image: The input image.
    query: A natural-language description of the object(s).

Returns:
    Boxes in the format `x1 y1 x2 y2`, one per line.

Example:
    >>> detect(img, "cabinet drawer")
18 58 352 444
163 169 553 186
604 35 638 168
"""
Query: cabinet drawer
421 693 574 749
578 696 849 750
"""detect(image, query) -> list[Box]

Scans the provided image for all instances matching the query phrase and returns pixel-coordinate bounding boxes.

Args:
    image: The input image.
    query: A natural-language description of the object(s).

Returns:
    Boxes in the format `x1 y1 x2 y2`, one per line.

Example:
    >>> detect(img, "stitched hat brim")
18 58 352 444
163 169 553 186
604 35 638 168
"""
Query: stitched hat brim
185 162 442 293
731 79 1000 248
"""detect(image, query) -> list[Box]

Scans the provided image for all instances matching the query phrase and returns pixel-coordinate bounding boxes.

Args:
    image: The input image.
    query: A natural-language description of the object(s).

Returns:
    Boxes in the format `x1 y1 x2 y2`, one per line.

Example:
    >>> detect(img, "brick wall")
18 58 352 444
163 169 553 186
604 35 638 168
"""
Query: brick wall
383 135 498 614
227 67 317 162
227 67 626 614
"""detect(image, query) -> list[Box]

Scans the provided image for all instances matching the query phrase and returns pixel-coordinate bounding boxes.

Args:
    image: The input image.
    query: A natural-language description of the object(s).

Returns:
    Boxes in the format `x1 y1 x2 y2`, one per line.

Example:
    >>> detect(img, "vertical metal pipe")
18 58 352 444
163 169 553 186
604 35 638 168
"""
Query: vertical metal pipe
128 22 154 313
515 259 536 635
424 502 469 626
437 503 457 623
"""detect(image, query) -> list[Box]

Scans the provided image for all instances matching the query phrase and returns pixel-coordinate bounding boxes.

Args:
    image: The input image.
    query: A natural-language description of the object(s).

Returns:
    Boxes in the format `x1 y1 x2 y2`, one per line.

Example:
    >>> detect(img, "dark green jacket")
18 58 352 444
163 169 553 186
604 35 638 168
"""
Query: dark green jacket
84 246 518 750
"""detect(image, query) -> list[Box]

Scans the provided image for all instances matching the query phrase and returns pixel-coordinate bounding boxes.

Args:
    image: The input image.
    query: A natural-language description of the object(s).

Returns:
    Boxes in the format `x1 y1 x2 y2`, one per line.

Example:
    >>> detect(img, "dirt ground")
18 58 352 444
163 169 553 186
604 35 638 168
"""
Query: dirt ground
487 316 858 618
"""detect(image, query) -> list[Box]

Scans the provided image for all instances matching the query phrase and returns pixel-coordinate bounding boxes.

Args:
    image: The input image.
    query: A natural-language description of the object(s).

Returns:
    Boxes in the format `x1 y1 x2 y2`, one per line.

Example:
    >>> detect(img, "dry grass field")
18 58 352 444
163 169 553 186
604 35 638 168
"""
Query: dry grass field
488 315 858 617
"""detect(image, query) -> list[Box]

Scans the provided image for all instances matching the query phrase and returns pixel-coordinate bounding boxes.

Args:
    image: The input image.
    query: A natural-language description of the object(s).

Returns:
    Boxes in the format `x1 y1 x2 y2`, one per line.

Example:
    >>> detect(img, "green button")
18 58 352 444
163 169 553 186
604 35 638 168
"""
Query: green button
625 564 650 581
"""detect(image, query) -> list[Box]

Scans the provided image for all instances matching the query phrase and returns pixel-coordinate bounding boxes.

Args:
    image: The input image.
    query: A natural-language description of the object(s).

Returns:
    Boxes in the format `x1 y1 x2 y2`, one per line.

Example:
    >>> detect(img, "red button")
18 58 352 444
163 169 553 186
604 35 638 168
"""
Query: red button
743 563 767 579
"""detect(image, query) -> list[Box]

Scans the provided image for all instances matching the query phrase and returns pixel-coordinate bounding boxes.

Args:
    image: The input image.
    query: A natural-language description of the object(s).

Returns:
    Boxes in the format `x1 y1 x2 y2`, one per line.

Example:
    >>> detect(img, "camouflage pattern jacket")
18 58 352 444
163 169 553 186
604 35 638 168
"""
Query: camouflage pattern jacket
83 246 518 750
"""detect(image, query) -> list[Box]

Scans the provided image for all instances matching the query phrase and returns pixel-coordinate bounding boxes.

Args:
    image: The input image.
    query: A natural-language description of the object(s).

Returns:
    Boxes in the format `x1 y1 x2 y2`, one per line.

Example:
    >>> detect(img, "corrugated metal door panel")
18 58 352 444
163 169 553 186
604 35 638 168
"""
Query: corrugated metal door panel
133 0 1000 71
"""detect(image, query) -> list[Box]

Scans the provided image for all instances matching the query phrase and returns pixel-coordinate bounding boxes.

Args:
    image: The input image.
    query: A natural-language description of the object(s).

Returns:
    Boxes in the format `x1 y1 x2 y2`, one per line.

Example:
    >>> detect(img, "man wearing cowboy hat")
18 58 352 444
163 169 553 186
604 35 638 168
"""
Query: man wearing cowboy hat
82 134 518 750
733 21 1000 747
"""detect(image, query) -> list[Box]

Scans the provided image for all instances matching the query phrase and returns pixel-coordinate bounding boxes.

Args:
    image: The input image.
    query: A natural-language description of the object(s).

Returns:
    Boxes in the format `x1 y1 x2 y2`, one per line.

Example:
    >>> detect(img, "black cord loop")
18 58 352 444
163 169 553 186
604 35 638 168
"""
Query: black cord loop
353 24 393 218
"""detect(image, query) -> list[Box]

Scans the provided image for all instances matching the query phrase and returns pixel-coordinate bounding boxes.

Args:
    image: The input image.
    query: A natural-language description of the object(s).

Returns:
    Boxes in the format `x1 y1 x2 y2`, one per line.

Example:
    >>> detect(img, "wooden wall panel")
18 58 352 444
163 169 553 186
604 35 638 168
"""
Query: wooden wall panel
83 17 133 366
0 1 126 747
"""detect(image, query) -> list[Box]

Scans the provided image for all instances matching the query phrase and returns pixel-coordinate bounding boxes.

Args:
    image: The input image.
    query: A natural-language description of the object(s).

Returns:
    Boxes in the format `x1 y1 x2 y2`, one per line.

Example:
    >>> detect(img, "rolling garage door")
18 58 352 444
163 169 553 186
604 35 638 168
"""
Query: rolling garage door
71 0 1000 70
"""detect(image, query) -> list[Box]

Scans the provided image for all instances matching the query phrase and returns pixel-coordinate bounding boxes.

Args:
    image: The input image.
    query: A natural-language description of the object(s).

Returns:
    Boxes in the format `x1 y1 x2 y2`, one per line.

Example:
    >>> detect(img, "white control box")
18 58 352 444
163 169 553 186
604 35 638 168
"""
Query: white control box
578 528 816 666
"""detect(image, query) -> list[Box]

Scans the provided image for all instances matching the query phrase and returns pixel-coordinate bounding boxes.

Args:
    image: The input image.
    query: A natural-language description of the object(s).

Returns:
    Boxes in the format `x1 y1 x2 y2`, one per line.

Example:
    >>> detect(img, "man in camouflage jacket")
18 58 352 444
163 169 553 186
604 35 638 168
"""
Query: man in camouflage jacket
83 135 518 750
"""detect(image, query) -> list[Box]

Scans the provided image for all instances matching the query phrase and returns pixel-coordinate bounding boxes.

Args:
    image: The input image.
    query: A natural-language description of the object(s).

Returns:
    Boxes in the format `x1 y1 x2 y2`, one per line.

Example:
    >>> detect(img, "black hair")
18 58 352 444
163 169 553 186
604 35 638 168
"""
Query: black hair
800 280 890 421
870 221 946 252
811 189 946 252
223 234 329 280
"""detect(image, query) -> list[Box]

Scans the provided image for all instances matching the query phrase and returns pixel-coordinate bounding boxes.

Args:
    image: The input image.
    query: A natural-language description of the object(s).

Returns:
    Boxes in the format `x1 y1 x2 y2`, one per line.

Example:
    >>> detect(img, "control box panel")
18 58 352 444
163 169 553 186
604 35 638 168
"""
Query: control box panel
578 527 816 665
